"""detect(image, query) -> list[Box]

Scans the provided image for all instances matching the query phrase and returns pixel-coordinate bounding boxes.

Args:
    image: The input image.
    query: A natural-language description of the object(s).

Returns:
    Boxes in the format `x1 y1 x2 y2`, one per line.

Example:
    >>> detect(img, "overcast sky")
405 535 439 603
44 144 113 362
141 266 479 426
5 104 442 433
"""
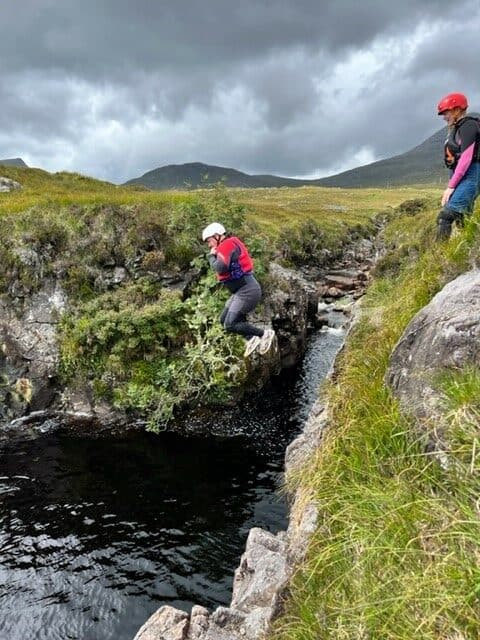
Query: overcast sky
1 0 479 184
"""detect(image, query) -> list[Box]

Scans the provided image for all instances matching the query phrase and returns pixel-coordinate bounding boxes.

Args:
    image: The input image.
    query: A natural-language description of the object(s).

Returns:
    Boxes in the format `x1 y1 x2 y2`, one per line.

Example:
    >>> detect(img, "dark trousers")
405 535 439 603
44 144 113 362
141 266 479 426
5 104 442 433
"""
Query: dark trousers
220 277 263 339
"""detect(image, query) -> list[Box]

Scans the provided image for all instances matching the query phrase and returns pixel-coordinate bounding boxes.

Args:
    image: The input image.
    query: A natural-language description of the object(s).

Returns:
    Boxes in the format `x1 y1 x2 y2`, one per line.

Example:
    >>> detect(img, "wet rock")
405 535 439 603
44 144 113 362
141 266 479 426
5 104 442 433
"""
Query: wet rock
261 263 318 368
323 273 358 289
318 269 369 298
59 385 126 428
326 285 343 298
316 310 330 327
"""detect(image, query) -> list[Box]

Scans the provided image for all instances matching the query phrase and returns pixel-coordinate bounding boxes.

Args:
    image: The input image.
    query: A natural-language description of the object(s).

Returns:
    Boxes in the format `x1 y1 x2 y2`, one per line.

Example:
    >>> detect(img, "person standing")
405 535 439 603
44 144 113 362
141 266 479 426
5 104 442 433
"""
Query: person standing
202 222 275 357
436 92 480 240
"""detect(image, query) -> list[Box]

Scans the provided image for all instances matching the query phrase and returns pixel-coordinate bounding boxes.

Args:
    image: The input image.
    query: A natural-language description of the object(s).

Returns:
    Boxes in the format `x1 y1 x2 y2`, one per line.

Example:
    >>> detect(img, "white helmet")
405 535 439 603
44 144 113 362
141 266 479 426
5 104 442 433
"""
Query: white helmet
202 222 226 241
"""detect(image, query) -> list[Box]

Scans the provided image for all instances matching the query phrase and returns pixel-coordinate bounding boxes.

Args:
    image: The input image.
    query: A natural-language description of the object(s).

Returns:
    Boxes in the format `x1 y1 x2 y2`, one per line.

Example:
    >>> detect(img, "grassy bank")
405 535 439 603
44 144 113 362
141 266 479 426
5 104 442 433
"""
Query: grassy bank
272 202 480 638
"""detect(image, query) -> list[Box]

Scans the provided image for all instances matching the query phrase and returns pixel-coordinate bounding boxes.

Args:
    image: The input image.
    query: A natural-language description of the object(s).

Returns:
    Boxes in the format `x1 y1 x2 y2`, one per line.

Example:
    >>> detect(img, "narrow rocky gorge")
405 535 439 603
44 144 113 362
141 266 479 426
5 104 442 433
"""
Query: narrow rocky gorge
132 260 480 639
131 242 378 640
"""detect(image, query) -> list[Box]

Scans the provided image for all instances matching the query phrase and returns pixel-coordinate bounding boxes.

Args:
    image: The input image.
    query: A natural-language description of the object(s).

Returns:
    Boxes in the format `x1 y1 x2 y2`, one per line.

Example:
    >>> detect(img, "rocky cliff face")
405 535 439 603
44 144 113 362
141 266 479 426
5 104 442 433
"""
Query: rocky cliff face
0 281 66 422
0 262 319 431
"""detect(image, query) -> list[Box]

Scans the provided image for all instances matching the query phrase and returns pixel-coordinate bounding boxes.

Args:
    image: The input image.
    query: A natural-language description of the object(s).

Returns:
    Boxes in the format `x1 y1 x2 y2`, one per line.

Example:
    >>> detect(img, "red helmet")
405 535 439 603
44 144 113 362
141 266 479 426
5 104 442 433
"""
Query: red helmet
437 92 468 114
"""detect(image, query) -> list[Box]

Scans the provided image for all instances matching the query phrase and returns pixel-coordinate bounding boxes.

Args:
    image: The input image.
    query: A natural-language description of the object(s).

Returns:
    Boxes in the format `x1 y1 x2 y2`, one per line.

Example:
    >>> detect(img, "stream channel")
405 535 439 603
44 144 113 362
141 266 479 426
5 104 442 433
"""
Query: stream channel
0 309 347 640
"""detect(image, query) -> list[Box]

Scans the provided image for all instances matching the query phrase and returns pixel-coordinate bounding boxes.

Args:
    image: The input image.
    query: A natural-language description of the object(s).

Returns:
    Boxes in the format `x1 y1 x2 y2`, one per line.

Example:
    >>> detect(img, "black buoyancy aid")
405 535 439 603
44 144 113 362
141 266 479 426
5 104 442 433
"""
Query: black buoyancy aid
444 116 480 169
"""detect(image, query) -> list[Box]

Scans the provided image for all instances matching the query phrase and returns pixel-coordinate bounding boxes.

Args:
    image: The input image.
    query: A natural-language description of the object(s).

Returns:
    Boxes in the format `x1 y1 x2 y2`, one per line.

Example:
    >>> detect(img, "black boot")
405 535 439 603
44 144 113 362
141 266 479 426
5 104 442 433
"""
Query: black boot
436 207 458 241
436 220 452 241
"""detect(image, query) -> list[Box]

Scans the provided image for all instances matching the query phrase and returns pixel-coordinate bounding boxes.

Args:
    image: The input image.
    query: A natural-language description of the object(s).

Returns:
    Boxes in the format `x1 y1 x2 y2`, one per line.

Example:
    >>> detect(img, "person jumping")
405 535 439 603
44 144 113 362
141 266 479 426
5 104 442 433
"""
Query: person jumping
202 222 275 357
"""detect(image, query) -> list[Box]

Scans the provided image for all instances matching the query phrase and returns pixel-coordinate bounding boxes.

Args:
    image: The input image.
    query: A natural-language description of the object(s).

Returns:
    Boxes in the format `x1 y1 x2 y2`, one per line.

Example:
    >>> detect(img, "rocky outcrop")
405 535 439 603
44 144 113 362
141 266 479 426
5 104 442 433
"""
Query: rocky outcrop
0 263 318 430
266 263 318 368
0 176 22 192
0 281 66 422
0 276 125 429
386 269 480 423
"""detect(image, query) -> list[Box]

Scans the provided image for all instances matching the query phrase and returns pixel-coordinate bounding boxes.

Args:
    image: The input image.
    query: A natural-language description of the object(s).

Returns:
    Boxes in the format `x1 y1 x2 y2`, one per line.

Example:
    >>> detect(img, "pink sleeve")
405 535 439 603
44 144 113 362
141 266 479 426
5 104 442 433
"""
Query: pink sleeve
448 143 475 189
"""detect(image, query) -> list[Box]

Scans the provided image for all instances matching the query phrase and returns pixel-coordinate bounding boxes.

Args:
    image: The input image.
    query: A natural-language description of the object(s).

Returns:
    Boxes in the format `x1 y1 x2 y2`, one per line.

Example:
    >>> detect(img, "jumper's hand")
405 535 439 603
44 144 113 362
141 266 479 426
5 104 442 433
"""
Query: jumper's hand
441 187 454 207
210 247 217 256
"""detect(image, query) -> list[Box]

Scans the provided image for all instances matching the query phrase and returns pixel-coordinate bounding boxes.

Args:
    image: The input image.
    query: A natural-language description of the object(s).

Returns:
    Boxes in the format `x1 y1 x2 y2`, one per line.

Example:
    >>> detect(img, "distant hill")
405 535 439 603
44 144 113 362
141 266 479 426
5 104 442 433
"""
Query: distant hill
125 124 454 190
313 127 447 188
0 158 28 168
124 161 307 190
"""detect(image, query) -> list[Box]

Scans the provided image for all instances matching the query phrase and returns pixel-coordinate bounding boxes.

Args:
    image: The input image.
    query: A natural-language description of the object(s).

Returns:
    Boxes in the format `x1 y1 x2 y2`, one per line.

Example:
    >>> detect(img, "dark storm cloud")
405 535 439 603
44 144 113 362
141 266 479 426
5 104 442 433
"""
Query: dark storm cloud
408 20 480 88
1 0 456 76
1 0 479 182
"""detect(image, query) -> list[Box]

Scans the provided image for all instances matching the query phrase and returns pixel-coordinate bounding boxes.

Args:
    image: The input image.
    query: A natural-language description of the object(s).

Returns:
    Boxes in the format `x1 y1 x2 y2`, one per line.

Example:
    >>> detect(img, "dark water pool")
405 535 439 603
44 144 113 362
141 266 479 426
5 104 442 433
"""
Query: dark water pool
0 324 345 640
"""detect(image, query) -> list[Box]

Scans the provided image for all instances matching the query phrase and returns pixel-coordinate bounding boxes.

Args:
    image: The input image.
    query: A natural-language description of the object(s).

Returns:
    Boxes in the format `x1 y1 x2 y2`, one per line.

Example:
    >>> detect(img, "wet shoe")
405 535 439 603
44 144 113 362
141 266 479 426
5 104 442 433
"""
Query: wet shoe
259 329 275 355
244 335 261 357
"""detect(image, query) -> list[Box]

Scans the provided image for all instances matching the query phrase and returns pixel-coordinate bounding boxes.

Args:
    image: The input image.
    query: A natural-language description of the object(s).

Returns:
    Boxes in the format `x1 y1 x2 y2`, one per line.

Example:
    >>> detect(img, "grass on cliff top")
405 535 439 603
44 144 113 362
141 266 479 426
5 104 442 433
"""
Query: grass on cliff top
0 165 443 271
0 166 192 213
272 203 480 639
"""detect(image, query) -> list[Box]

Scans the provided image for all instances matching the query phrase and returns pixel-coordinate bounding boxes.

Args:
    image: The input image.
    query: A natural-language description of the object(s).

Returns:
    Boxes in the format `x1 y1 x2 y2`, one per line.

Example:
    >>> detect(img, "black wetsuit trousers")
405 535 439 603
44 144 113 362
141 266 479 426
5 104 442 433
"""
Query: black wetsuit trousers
220 276 263 339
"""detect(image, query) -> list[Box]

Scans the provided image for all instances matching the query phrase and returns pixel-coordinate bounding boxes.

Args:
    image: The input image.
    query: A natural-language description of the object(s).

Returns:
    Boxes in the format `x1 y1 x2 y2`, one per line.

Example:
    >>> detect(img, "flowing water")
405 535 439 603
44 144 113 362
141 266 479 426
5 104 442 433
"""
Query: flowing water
0 319 346 640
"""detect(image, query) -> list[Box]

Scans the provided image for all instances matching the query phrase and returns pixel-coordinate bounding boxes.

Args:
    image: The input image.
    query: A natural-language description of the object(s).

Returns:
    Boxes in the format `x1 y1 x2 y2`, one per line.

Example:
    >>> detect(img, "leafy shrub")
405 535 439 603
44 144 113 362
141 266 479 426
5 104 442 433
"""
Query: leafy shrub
59 273 247 429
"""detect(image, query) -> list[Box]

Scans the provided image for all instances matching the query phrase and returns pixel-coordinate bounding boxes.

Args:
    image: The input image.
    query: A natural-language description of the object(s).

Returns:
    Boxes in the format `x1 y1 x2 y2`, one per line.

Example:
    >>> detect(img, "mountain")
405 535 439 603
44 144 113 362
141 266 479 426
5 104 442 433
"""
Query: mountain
124 161 307 190
125 125 452 190
313 128 447 188
0 157 28 168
